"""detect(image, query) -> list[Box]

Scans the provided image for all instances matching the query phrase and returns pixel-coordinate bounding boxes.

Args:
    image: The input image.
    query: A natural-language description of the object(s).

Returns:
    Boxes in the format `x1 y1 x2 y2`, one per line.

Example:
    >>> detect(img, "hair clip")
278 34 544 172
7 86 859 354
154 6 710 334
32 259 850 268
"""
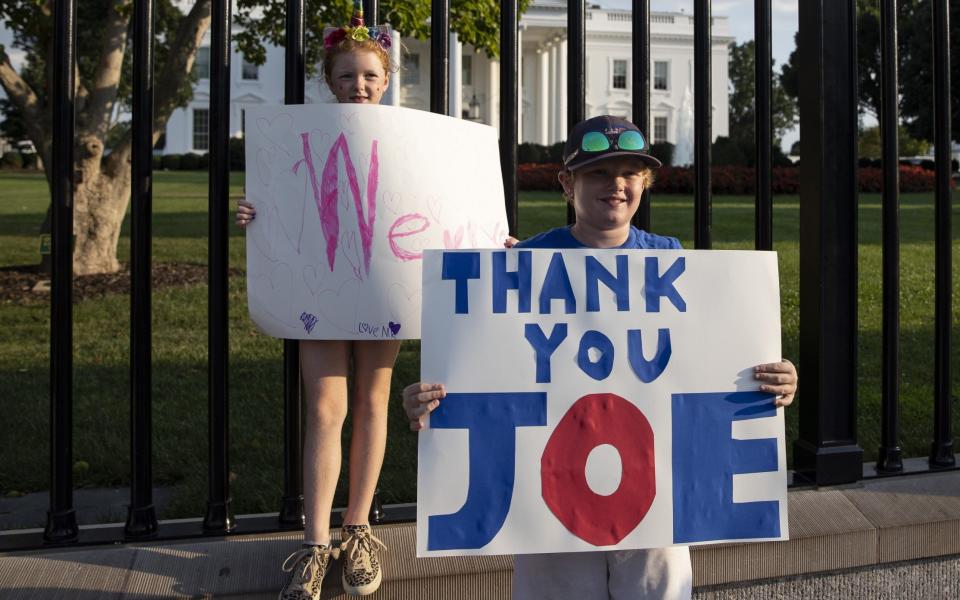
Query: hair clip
323 1 392 51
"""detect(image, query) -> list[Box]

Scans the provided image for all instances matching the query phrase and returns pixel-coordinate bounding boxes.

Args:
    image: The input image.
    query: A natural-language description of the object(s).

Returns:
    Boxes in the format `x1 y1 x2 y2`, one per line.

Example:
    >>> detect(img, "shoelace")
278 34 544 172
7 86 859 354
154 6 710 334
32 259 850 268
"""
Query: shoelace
281 545 341 582
341 530 387 571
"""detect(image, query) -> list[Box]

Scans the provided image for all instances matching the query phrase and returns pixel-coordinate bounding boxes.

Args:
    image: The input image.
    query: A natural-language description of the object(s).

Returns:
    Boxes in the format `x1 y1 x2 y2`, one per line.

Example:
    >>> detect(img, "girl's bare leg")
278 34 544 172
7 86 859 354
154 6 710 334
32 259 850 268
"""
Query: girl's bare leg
300 339 351 544
342 339 401 525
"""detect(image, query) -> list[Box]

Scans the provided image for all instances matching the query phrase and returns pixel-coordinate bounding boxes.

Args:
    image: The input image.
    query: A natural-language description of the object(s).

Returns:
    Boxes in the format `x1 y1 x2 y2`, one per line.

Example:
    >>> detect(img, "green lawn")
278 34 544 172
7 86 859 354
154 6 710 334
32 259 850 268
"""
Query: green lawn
1 170 958 522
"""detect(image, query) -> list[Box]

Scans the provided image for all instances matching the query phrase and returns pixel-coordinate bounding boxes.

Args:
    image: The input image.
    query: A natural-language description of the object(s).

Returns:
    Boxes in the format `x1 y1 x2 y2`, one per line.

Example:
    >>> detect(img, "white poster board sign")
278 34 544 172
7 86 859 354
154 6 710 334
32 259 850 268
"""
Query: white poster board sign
417 249 789 556
244 104 508 339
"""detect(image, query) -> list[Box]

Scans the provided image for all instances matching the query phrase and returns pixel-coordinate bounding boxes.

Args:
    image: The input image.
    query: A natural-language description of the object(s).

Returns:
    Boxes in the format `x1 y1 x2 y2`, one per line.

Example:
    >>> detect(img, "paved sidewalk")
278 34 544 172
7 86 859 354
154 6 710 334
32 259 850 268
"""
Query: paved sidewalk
2 469 959 598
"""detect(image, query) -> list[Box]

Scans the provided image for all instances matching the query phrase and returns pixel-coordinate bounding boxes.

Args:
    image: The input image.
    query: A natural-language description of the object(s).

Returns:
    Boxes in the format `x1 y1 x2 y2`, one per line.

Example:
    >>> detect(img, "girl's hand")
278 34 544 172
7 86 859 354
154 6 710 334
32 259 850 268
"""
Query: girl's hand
754 359 798 407
503 236 519 248
402 382 445 431
236 199 257 229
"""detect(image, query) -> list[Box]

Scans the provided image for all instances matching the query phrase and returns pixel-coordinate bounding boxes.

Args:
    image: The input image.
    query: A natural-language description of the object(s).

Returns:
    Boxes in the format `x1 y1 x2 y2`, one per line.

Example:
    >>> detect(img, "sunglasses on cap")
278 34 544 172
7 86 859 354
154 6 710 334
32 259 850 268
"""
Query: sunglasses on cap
580 129 648 153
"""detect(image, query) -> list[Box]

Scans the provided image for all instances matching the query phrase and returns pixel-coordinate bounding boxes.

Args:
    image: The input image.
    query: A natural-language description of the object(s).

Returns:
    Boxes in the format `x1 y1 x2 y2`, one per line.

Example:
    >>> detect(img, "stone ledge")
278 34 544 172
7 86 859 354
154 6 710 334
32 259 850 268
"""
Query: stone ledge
0 469 957 598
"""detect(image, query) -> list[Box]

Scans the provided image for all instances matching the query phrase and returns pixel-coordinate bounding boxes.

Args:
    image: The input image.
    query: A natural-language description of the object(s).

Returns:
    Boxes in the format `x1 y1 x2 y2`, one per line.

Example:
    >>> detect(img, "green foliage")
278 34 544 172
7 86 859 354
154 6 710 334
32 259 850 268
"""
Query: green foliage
727 40 797 149
780 0 960 143
179 152 202 170
0 99 27 141
1 151 22 169
518 141 563 164
234 0 532 78
161 154 181 170
648 141 674 167
229 137 246 171
858 125 931 159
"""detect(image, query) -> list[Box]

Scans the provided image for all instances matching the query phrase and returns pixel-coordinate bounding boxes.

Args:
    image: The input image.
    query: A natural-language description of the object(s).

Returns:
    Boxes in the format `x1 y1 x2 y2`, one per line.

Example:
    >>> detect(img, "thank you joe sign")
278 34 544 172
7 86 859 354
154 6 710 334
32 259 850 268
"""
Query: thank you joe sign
417 248 789 556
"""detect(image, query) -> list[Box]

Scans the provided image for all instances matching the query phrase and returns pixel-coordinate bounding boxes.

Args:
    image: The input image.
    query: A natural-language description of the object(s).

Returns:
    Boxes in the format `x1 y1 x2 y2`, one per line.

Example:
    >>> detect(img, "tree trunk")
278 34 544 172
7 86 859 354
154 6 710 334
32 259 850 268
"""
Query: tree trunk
71 134 129 275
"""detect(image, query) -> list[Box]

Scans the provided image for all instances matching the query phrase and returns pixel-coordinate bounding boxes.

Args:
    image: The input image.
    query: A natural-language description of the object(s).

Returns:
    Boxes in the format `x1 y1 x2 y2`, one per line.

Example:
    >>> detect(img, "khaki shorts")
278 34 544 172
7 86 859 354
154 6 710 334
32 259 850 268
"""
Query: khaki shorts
513 547 692 600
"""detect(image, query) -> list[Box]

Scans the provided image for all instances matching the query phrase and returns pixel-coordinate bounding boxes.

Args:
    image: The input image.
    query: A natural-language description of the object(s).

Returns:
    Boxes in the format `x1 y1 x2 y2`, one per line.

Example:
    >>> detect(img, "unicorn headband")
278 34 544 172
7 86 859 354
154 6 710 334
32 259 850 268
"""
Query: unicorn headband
323 1 392 51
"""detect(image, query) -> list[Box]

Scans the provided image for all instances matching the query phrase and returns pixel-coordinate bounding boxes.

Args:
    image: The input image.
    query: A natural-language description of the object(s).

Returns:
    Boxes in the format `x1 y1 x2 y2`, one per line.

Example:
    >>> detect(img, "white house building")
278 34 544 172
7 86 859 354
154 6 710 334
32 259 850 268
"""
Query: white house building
161 0 733 158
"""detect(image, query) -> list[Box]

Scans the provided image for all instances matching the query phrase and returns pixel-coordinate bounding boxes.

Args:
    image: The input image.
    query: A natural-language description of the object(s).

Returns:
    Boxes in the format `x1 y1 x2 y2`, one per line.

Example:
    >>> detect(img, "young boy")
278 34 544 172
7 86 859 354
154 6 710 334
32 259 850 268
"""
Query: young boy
403 115 798 599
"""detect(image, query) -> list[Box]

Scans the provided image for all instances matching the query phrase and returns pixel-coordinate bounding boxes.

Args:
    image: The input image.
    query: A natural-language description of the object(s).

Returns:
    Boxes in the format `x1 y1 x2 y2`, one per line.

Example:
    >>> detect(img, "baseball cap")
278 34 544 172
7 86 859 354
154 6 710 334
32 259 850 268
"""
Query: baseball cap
562 115 662 171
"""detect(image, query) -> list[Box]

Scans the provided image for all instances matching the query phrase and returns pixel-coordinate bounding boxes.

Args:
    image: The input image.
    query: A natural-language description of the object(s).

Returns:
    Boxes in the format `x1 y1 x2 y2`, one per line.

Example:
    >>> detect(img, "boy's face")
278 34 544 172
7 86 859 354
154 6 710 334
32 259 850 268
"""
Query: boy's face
330 49 389 104
559 156 649 232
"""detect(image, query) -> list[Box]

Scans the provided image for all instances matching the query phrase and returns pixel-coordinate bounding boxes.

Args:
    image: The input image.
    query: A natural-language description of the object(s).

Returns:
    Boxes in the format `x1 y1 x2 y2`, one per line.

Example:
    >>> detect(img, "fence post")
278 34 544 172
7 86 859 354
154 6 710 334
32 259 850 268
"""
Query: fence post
126 0 160 538
930 0 955 468
693 0 712 249
632 0 651 232
204 0 235 533
502 0 519 236
45 0 79 544
877 0 903 473
793 0 863 485
754 0 772 250
279 0 306 528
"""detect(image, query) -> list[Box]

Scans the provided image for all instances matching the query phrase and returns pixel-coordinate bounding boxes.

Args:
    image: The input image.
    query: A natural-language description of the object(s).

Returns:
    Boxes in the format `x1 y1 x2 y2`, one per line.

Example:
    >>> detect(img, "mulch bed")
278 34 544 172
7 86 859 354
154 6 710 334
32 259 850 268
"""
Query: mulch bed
0 263 243 306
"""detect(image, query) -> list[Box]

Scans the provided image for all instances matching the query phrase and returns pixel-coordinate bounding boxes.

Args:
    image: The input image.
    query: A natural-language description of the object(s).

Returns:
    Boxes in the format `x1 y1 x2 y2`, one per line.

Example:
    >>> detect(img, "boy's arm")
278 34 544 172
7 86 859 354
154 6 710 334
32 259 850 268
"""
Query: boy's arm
754 359 798 407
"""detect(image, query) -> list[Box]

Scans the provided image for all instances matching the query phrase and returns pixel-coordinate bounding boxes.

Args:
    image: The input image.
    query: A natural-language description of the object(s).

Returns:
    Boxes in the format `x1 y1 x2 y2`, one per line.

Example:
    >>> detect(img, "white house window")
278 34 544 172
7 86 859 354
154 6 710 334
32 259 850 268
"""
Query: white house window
403 52 420 85
193 108 210 150
654 116 668 143
612 59 628 89
462 55 473 86
654 61 668 90
241 59 259 80
194 47 210 79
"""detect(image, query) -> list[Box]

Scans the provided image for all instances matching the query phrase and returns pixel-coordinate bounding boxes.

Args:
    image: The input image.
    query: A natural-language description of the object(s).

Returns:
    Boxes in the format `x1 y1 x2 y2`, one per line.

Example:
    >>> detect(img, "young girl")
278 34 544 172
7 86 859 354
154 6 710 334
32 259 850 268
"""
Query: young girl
236 4 396 598
403 115 798 600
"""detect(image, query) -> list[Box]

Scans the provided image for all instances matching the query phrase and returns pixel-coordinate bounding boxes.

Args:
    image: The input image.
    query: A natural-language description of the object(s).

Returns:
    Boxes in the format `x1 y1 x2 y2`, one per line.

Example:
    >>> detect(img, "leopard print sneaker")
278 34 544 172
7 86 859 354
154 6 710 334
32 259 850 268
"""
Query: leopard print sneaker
340 524 387 596
279 544 339 600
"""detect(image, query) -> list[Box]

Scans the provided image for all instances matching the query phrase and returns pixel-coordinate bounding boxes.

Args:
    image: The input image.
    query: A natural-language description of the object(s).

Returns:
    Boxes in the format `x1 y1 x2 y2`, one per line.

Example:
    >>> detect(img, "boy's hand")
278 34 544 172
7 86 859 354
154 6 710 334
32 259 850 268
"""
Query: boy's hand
503 236 519 248
236 198 256 229
402 382 445 431
754 359 797 407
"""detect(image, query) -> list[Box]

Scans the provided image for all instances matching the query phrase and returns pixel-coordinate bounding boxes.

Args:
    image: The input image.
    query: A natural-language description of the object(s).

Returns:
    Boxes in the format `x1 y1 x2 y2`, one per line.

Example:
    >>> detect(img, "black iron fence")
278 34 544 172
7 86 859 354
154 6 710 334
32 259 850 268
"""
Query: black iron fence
4 0 956 551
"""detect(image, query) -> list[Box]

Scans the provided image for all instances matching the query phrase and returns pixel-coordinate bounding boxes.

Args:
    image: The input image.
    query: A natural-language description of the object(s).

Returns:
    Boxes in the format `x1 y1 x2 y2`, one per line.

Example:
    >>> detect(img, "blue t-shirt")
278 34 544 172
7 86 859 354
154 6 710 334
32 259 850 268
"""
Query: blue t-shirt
516 225 681 250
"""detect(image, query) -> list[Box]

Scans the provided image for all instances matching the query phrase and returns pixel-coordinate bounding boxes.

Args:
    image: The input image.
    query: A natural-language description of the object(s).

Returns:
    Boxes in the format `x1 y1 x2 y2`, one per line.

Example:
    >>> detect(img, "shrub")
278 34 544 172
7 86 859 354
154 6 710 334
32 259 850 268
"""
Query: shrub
517 141 566 164
649 142 674 167
161 153 181 170
180 152 203 170
229 137 246 171
20 152 39 169
152 154 163 170
1 151 23 169
518 163 562 191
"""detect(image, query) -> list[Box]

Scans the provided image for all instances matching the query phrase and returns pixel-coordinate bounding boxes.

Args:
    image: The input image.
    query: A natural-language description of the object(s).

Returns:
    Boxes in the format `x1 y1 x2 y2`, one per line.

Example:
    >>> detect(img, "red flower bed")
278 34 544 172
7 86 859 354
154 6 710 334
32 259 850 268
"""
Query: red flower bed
517 163 937 194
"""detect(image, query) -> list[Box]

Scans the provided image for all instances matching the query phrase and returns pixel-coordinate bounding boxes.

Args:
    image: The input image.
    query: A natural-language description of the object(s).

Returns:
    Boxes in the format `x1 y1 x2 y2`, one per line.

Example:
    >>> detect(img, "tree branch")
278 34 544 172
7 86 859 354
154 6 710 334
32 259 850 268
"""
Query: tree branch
0 55 48 153
108 0 211 174
80 0 132 139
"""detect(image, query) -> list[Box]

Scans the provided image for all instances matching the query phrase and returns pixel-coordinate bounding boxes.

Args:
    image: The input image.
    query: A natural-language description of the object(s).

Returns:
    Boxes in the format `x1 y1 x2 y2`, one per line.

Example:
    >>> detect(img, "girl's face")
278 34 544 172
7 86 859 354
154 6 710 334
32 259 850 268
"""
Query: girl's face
330 49 389 104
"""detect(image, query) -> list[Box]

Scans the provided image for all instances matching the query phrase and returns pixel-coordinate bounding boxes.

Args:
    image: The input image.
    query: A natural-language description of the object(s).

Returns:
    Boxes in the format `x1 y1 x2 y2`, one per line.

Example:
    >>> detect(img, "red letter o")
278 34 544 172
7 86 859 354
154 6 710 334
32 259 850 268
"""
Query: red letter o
540 393 655 546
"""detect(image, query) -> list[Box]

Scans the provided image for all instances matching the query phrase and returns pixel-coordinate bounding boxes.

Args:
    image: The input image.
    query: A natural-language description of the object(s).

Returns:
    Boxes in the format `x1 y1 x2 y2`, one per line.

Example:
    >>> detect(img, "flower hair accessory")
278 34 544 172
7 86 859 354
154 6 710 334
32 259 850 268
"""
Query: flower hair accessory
323 1 392 51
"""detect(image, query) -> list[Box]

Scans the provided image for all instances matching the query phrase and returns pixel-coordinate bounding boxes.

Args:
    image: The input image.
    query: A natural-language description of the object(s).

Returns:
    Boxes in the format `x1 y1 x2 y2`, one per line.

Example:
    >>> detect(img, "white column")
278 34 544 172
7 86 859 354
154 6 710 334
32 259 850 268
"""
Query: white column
538 48 550 145
549 42 559 143
557 38 568 141
448 32 463 118
488 58 499 128
386 29 401 107
517 27 523 140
